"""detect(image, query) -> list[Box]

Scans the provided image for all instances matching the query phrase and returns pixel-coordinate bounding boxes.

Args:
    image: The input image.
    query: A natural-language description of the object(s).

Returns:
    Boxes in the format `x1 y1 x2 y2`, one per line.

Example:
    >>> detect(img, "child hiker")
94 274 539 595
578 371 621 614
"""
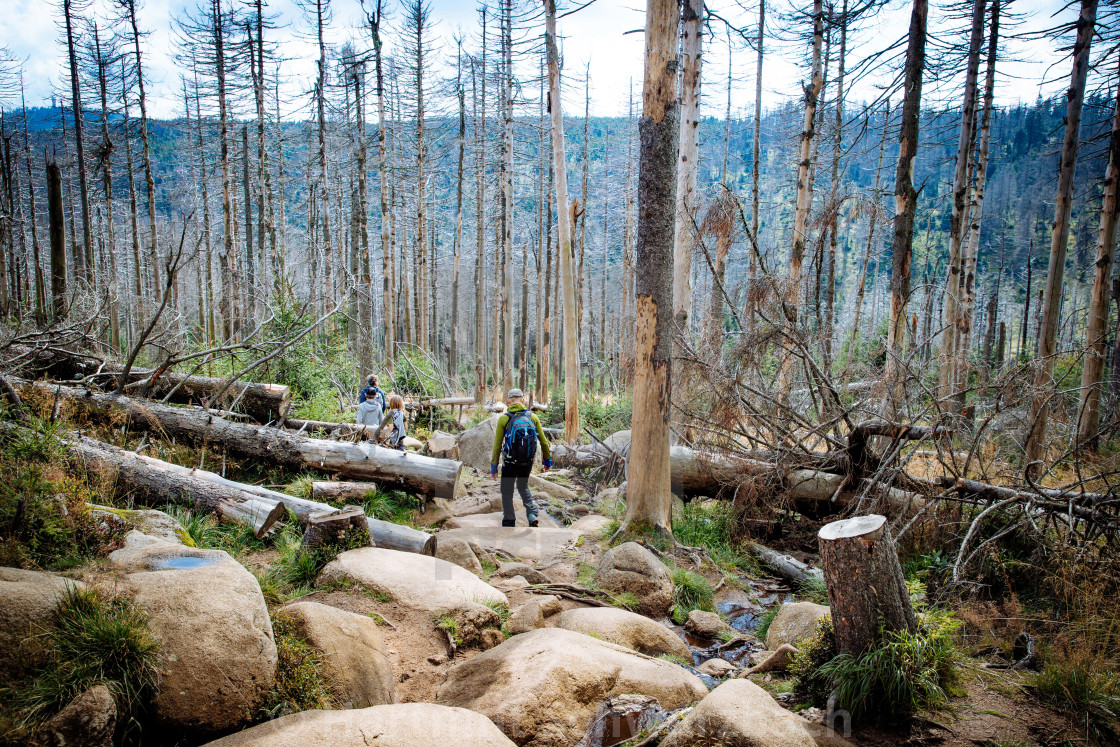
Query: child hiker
357 374 386 433
377 394 407 451
490 388 551 527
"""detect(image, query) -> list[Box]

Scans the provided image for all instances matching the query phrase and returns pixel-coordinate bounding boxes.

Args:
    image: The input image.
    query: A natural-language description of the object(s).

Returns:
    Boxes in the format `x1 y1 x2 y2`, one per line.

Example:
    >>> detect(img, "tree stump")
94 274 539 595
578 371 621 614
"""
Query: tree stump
818 514 917 655
301 506 372 553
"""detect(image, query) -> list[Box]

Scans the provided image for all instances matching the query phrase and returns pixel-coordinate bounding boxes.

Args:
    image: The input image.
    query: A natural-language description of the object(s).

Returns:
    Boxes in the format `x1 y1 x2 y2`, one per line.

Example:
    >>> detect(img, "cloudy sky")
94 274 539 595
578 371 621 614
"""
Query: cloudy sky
1 0 1079 120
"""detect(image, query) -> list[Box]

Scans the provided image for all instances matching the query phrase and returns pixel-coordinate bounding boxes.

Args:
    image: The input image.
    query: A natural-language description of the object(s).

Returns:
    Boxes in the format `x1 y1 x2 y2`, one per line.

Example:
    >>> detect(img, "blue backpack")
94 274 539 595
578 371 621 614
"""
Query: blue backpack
502 410 538 466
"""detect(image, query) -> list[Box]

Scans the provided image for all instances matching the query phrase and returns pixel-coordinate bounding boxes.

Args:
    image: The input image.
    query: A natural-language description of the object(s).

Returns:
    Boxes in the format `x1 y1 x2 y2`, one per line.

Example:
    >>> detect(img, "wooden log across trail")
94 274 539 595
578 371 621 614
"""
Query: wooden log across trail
68 432 435 555
70 435 287 538
818 514 917 655
404 396 476 410
33 382 462 502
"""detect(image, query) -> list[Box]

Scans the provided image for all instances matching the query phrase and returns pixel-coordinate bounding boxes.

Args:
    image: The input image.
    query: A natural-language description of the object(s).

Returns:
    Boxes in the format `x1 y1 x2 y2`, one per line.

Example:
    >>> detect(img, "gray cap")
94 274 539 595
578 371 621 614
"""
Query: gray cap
507 388 524 399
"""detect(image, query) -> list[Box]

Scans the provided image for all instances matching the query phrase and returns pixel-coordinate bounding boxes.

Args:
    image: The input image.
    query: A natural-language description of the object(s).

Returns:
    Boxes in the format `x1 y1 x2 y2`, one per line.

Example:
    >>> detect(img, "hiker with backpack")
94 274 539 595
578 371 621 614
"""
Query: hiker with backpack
376 394 408 451
357 374 386 433
490 389 552 527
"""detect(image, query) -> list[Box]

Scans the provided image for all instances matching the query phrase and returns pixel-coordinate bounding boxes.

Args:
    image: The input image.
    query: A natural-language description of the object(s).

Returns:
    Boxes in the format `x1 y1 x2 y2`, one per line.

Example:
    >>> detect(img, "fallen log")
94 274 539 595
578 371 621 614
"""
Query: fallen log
33 381 462 502
312 481 380 503
70 435 287 538
67 432 435 554
109 368 292 424
750 542 823 587
404 396 476 410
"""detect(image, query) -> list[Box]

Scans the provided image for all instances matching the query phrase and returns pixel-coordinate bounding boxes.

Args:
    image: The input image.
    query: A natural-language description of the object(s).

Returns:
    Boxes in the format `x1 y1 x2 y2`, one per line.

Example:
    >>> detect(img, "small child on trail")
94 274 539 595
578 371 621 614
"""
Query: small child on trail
357 374 386 434
377 394 408 451
490 388 551 527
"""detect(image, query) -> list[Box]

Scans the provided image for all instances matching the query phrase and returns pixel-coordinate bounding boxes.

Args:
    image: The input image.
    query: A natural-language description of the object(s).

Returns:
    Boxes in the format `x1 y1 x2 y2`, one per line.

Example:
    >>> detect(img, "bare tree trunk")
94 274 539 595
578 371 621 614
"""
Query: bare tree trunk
473 16 487 397
778 0 824 396
544 0 581 442
937 0 986 406
123 0 159 297
63 0 92 283
953 0 1000 404
673 0 703 339
368 1 393 366
624 0 679 532
451 43 465 383
823 0 848 371
885 0 928 398
20 83 46 324
1025 0 1097 467
1077 53 1120 448
93 26 120 351
746 0 764 332
500 0 514 392
48 162 66 321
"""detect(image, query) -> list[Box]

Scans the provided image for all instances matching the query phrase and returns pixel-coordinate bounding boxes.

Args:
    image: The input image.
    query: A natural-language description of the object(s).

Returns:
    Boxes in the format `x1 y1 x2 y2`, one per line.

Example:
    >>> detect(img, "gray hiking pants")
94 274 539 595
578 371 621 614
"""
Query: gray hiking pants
500 463 537 526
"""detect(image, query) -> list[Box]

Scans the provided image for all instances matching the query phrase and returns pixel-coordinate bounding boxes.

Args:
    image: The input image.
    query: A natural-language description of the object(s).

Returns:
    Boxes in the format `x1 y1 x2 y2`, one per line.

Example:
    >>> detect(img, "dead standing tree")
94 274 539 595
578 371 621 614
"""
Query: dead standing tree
621 0 679 533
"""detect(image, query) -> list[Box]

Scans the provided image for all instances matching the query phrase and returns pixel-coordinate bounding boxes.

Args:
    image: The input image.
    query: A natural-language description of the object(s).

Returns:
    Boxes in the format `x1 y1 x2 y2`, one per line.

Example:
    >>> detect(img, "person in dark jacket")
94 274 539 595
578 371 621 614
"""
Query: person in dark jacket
490 389 551 527
357 374 386 431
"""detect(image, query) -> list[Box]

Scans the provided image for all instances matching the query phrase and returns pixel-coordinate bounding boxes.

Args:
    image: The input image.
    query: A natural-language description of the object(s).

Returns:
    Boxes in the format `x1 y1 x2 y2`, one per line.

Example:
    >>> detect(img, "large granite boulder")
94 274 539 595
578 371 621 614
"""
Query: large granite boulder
557 607 692 660
594 542 675 617
109 534 277 737
201 703 516 747
281 601 395 707
36 685 116 747
88 504 193 546
457 416 500 472
436 627 707 747
765 602 830 651
318 547 507 614
659 679 852 747
0 567 86 678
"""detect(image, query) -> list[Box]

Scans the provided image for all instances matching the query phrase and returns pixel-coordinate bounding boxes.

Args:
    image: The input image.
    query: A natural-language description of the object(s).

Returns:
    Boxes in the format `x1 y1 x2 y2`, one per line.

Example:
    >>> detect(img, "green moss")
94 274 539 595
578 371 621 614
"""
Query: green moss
263 610 334 716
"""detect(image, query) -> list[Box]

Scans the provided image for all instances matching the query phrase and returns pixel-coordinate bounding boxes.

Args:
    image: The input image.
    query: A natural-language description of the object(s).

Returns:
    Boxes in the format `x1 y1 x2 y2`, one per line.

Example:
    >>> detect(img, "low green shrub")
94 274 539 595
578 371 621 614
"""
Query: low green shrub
792 609 963 723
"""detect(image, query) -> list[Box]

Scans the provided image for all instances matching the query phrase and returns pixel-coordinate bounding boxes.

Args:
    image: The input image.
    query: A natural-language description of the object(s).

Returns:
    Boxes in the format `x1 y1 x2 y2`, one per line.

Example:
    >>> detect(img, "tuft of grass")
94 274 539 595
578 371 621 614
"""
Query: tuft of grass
284 473 317 501
474 598 511 627
262 609 333 717
1032 654 1120 745
611 591 642 611
797 575 829 605
434 614 461 645
13 586 160 739
577 562 598 586
656 653 694 668
670 566 714 625
754 608 778 640
800 611 963 723
479 558 498 577
363 489 421 527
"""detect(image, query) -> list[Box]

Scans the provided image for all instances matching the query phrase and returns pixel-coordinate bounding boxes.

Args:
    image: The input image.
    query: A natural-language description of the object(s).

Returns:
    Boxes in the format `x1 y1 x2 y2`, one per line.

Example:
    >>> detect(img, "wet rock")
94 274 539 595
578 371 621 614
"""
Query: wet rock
697 658 736 677
435 536 484 576
686 610 732 638
436 628 707 747
0 567 86 678
201 703 517 747
595 542 674 617
36 684 116 747
745 643 799 675
319 547 507 614
110 537 276 737
282 601 395 707
659 679 852 747
765 602 830 650
577 694 666 747
557 607 692 660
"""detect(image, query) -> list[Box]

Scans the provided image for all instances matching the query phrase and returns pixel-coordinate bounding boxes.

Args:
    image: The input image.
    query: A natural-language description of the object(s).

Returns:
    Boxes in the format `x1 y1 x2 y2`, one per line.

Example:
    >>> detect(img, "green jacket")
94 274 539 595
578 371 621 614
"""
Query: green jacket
491 403 551 466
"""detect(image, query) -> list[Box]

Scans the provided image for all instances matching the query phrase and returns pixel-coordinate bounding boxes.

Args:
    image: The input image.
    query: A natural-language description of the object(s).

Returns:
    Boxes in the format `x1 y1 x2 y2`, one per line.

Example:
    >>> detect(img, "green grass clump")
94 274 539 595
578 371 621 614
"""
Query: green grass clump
754 608 778 640
670 566 715 625
262 609 333 717
434 614 461 645
13 587 160 740
672 500 760 573
363 489 421 527
793 610 963 723
163 505 268 556
1032 654 1120 745
797 575 830 605
789 616 838 703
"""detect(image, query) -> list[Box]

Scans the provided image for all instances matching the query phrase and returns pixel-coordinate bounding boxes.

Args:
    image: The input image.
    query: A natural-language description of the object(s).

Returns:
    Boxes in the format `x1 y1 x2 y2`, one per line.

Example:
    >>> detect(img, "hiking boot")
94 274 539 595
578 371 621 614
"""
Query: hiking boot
527 514 539 528
501 518 516 528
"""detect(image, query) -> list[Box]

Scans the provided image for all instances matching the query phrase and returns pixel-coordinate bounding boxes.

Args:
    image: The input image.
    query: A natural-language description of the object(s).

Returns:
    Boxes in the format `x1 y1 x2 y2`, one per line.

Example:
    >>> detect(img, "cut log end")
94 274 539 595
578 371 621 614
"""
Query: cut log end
817 514 886 542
